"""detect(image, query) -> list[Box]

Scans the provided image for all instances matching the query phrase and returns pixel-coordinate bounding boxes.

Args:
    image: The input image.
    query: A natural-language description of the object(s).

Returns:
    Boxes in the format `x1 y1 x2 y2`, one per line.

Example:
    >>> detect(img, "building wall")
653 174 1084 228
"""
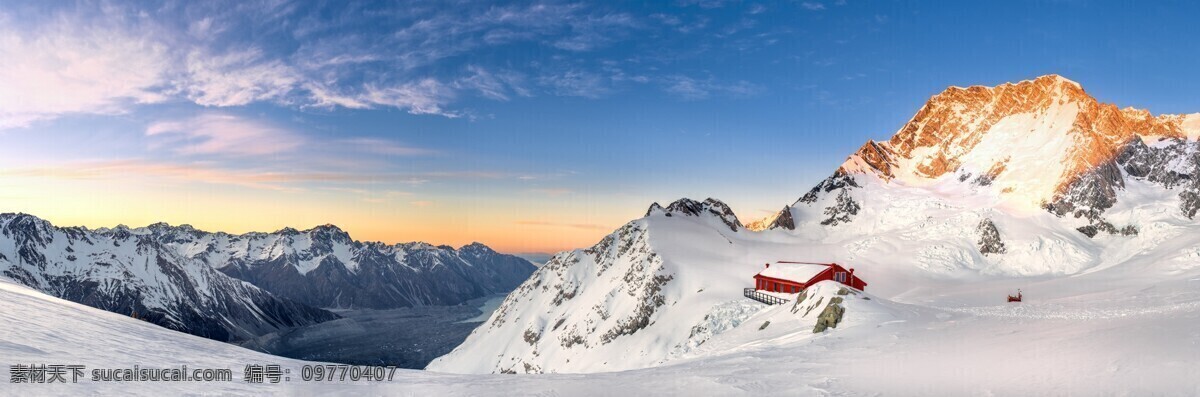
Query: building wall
754 276 804 293
754 264 868 292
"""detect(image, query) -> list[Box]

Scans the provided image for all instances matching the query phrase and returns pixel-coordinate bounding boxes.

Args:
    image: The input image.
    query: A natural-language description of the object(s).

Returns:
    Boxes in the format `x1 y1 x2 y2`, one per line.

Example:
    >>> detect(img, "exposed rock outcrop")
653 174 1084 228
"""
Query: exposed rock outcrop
976 219 1007 255
813 297 845 333
646 198 742 232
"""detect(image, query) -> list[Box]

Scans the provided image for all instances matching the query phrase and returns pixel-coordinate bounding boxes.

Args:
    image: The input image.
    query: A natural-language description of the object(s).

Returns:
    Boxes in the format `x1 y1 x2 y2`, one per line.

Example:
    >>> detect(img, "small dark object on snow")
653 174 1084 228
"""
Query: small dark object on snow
1007 289 1023 303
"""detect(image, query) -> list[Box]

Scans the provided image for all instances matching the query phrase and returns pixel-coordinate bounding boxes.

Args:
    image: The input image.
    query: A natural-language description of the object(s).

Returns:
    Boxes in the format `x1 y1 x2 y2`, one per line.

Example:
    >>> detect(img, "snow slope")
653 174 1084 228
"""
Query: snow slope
430 182 1200 375
6 251 1198 395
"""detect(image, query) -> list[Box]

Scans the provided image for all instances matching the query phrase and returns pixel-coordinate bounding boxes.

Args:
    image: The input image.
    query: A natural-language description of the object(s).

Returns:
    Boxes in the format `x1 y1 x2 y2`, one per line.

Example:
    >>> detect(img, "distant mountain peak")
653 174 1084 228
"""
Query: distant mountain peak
304 224 351 242
646 198 742 232
835 74 1200 211
307 223 346 233
275 227 301 235
745 205 794 232
460 242 496 253
644 202 665 217
0 213 55 247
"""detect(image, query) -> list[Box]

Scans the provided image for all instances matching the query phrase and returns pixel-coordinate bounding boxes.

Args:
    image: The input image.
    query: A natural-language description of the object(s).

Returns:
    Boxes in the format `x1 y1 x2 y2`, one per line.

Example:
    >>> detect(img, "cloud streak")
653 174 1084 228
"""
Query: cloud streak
801 2 827 11
664 76 763 100
0 11 171 128
337 138 437 157
145 113 304 157
1 159 514 191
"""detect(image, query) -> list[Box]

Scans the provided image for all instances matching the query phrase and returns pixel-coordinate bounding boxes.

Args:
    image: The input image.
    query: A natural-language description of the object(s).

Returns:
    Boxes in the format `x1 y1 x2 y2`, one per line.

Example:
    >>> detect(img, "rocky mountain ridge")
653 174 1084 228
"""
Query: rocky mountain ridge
0 213 536 340
0 213 336 341
771 75 1200 238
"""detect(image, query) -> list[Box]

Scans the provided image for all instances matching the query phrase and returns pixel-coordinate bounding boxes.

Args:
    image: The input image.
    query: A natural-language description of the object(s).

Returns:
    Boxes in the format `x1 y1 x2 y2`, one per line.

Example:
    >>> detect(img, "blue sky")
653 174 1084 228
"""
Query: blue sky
3 0 1200 252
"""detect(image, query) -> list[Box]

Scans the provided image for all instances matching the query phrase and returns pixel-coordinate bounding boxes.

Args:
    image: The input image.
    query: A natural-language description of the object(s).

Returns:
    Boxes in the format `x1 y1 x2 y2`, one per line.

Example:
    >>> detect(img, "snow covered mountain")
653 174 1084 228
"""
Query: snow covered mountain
777 74 1200 235
0 213 336 342
0 213 535 342
429 75 1200 375
430 198 912 373
202 227 536 309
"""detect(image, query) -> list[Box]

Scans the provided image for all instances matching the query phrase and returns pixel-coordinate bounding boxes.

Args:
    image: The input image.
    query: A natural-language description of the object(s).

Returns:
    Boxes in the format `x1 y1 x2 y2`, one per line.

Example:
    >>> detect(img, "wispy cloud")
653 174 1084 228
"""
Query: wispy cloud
539 70 611 98
675 0 734 9
350 189 413 204
801 2 827 11
337 138 437 157
516 170 579 181
552 13 638 52
146 113 304 157
1 159 298 191
453 66 531 101
1 159 513 191
0 11 170 128
664 76 763 100
359 79 460 117
181 47 299 107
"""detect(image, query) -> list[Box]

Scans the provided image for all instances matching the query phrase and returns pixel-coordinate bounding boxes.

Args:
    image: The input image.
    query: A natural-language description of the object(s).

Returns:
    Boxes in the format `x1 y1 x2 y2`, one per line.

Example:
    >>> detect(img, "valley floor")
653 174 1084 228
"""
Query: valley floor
2 269 1198 396
237 294 505 368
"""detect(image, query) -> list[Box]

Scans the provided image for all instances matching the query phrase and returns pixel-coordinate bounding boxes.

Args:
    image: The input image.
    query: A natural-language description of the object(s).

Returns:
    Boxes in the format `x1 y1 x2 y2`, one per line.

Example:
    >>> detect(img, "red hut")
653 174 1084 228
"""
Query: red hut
753 261 867 293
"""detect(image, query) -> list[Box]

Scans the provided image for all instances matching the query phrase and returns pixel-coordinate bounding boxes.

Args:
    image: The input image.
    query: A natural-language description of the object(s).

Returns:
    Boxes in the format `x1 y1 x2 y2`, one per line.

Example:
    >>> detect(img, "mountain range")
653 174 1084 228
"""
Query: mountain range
0 214 535 341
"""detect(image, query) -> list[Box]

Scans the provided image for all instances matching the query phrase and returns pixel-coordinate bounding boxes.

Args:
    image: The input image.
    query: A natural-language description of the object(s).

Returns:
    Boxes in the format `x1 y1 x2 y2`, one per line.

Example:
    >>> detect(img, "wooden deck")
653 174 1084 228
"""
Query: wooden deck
744 288 791 305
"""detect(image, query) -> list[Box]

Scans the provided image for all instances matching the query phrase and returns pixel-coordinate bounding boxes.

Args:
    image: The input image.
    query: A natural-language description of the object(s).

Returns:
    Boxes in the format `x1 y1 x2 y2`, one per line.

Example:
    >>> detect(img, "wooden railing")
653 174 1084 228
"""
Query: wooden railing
744 288 790 305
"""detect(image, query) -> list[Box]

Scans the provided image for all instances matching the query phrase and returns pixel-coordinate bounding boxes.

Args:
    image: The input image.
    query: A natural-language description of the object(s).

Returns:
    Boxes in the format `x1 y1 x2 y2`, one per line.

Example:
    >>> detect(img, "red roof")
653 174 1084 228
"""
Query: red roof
755 263 830 283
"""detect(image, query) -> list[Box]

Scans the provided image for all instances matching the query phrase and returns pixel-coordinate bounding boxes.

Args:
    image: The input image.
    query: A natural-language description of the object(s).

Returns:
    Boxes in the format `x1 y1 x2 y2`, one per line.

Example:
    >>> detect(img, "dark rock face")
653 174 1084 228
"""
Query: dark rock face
1044 160 1125 223
0 213 338 342
788 170 864 227
821 190 861 226
799 171 860 204
1182 191 1200 219
646 198 743 232
1117 138 1197 188
1115 138 1200 219
1044 136 1200 237
767 205 796 231
969 159 1009 187
976 219 1007 256
1042 160 1139 238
